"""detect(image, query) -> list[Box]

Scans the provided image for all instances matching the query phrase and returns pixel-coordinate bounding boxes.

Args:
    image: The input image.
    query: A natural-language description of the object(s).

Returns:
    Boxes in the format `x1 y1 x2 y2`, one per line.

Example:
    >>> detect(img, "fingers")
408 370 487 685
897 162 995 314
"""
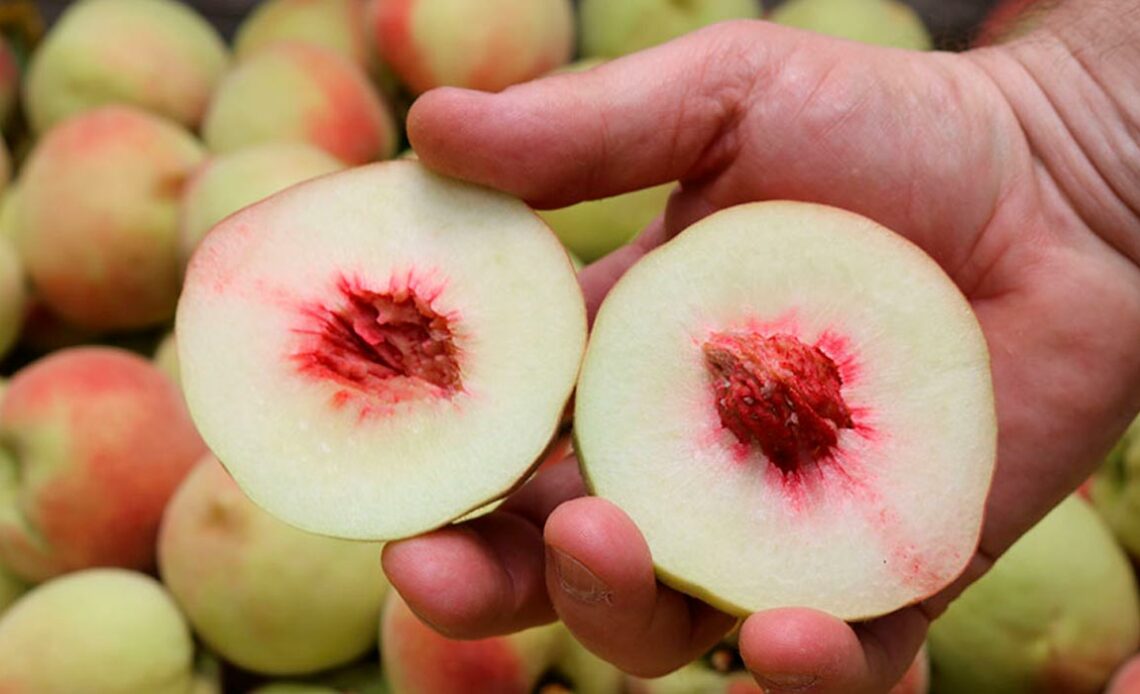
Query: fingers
381 457 586 638
407 23 761 208
544 496 738 677
739 607 929 694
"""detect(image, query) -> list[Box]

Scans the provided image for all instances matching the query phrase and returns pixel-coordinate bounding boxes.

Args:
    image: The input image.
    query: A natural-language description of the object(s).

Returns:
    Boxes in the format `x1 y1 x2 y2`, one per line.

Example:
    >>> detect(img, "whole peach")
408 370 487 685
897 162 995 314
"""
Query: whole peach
179 143 345 263
0 347 207 583
203 43 397 166
0 569 194 693
368 0 574 94
159 456 389 675
23 0 229 133
15 106 204 331
235 0 373 72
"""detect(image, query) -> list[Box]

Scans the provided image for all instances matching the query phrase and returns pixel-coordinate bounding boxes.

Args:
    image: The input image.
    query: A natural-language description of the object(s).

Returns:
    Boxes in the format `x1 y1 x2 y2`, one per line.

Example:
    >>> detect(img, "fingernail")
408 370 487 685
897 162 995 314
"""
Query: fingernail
751 672 820 692
548 546 613 605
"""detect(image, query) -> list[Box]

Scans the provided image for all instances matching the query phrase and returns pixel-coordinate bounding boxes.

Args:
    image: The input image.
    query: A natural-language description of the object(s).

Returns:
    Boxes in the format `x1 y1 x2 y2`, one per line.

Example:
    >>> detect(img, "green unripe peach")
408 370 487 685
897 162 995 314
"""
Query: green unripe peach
24 0 229 133
928 496 1140 693
769 0 932 50
0 569 195 693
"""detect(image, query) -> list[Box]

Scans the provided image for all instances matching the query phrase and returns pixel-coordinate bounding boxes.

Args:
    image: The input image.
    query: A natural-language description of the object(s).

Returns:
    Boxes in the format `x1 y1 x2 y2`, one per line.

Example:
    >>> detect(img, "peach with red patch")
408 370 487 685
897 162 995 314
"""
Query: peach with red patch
203 43 397 165
0 347 207 583
382 591 621 693
15 106 205 331
235 0 373 71
368 0 574 94
383 595 532 694
23 0 229 133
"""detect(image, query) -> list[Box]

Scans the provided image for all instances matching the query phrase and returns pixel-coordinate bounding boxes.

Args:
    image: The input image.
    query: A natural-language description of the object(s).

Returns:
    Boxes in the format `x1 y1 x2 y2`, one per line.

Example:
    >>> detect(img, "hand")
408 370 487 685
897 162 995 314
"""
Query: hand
383 10 1140 693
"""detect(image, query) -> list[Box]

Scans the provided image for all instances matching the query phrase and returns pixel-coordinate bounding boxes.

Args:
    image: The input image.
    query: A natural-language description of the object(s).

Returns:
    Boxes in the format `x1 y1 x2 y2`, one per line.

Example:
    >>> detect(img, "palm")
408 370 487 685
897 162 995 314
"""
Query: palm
385 19 1140 693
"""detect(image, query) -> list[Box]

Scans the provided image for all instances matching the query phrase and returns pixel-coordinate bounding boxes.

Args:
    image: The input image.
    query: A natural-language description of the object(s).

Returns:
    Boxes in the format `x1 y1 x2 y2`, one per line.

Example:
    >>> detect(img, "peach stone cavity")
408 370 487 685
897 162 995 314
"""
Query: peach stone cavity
176 161 586 541
574 201 997 620
292 276 462 407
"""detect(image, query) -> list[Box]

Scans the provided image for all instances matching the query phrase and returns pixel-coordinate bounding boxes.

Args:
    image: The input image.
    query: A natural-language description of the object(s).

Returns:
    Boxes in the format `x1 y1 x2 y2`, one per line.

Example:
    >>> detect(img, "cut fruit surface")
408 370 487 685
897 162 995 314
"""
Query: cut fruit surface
177 161 586 540
575 201 996 620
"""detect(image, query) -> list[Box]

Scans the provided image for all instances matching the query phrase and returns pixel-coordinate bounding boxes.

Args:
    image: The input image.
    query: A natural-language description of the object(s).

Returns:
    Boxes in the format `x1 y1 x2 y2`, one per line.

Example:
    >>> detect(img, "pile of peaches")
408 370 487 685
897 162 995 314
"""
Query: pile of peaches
0 0 1138 692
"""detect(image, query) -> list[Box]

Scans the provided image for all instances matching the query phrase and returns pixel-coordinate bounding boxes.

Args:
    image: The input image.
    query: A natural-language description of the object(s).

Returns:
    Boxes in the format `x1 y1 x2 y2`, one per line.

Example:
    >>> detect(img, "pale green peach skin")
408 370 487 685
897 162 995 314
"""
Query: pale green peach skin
0 563 26 618
179 143 346 264
0 569 195 693
928 496 1140 693
368 0 574 94
23 0 229 134
236 0 374 72
769 0 932 50
0 236 26 361
1090 413 1140 558
539 183 674 263
578 0 760 59
0 347 207 583
383 590 621 693
15 106 205 331
159 455 389 676
0 186 20 244
203 43 397 166
153 331 181 390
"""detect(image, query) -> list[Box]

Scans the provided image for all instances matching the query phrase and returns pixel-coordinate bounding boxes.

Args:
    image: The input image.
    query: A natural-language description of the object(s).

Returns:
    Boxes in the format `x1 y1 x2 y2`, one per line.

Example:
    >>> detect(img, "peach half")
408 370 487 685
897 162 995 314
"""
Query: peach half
176 160 586 540
575 201 996 620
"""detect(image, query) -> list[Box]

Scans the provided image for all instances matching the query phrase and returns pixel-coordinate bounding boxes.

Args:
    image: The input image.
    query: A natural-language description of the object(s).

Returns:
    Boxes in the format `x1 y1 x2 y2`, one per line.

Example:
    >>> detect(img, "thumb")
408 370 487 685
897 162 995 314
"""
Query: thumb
406 20 773 209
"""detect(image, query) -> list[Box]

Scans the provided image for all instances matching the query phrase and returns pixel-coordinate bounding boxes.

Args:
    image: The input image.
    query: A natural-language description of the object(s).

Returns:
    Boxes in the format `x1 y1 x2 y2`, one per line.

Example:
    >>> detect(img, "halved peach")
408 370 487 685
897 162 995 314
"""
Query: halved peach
575 201 996 620
177 161 586 540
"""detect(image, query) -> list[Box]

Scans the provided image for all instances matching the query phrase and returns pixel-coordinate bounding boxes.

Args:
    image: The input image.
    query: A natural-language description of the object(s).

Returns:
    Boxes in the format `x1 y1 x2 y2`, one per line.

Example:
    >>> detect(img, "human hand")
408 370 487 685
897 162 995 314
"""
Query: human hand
383 8 1140 692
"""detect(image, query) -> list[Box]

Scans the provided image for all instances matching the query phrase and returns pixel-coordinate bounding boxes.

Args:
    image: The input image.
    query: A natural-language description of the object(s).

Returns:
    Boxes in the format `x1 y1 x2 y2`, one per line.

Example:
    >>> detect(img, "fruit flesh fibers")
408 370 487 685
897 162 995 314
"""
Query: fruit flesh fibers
575 201 995 620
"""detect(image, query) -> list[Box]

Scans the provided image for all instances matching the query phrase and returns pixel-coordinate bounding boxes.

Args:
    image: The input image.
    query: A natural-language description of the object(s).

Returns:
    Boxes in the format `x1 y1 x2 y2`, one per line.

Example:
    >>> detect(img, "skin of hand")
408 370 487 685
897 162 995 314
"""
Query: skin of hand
381 3 1140 692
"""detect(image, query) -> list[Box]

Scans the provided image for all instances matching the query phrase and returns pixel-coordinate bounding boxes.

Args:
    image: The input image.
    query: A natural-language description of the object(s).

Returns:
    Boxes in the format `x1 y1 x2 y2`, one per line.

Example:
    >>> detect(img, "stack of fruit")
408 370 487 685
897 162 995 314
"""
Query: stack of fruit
0 0 1136 692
